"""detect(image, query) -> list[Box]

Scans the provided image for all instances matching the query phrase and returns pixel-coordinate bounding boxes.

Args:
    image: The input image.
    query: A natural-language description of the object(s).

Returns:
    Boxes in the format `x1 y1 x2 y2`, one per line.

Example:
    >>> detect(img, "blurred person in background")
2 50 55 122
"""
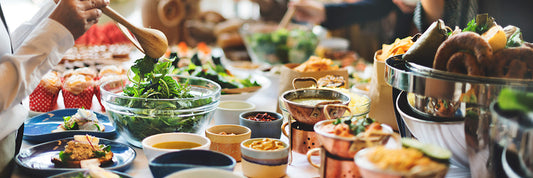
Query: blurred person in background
414 0 533 41
0 0 109 177
290 0 418 62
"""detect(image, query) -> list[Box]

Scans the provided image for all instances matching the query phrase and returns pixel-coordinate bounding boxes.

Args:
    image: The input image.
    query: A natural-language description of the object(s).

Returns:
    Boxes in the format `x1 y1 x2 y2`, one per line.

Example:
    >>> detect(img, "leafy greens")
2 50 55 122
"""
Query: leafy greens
107 56 214 143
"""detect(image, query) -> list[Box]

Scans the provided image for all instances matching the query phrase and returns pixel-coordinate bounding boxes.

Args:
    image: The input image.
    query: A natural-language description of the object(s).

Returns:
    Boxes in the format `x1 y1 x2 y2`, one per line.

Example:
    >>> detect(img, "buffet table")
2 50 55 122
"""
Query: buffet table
11 76 322 178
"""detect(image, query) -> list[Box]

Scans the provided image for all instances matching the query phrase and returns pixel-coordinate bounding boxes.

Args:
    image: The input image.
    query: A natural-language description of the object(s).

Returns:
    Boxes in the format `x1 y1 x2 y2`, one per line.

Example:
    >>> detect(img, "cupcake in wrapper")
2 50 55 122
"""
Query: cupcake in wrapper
63 67 97 80
62 74 95 109
29 71 62 112
95 65 126 111
95 74 125 111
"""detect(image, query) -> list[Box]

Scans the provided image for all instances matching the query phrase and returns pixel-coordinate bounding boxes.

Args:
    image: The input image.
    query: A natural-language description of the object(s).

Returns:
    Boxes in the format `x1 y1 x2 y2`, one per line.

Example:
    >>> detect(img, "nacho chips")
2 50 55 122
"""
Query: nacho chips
376 37 414 61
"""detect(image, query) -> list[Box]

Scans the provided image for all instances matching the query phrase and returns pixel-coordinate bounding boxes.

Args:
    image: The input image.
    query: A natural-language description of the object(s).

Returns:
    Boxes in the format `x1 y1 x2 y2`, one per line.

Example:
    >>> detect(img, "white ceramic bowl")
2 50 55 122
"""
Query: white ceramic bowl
396 92 469 169
164 167 245 178
214 100 256 125
141 132 211 160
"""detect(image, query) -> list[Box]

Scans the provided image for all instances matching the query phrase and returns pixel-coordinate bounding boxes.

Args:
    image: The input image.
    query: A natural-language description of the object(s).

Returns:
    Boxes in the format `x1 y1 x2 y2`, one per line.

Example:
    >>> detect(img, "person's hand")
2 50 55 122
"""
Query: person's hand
392 0 416 14
290 0 325 24
49 0 110 39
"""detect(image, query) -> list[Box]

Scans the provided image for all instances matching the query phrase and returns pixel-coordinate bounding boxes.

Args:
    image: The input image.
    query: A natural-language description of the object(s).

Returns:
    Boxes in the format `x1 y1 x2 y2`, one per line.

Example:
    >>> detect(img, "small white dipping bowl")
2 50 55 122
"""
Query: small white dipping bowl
142 132 211 160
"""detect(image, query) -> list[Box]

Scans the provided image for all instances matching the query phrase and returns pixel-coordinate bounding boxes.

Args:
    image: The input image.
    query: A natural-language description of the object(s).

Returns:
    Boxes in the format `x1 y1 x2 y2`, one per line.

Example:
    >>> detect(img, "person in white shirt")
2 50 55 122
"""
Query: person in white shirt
0 0 109 177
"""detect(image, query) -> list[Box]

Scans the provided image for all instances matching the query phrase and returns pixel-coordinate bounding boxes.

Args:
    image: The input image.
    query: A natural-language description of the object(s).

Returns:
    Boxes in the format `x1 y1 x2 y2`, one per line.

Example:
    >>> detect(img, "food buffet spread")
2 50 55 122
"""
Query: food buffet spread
9 0 533 177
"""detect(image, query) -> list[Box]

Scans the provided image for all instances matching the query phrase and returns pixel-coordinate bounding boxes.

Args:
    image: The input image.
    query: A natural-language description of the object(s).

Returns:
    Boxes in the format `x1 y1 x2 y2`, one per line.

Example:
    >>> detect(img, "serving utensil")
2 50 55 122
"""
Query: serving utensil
101 6 168 59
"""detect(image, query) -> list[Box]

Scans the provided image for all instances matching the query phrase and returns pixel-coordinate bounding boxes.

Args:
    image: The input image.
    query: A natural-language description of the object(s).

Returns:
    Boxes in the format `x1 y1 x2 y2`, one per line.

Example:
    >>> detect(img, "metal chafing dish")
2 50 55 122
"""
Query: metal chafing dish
384 55 533 178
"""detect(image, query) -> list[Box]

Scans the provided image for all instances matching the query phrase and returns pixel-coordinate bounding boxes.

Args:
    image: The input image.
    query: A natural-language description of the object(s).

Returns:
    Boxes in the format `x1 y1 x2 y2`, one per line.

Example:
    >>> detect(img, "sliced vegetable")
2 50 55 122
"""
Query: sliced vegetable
401 138 424 150
420 144 452 163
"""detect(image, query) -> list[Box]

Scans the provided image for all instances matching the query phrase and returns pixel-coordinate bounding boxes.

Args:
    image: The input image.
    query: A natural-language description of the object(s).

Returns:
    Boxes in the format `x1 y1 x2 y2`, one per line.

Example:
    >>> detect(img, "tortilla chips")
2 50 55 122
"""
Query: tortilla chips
376 37 414 61
294 56 339 72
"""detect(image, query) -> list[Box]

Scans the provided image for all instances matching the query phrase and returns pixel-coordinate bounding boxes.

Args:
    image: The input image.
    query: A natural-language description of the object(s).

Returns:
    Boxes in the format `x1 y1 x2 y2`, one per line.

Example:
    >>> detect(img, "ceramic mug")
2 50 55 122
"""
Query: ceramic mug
205 125 251 162
214 100 256 125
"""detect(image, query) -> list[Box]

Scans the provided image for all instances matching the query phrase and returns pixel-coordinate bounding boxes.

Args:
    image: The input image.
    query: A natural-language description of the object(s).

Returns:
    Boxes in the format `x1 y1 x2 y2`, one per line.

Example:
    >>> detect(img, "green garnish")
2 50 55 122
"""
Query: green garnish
59 151 72 162
63 116 78 130
463 13 495 34
332 117 375 136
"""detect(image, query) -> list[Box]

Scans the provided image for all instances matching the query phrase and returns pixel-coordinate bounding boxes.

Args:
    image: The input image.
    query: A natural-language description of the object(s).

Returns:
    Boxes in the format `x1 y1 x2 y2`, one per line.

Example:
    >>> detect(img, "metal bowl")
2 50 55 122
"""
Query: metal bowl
280 88 350 125
396 91 469 169
313 119 394 158
385 55 533 178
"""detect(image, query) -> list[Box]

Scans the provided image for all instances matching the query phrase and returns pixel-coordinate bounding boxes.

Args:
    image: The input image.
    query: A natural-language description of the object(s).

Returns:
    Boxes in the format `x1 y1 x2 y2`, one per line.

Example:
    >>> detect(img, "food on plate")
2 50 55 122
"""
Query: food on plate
172 46 261 94
29 71 62 112
357 138 450 177
109 56 214 141
242 23 318 64
404 13 533 79
51 135 113 168
151 141 202 149
80 166 121 178
97 65 126 77
95 65 127 111
245 113 277 121
432 32 493 72
317 75 346 88
402 19 448 67
244 138 285 151
293 56 339 72
489 47 533 78
445 51 484 76
322 117 385 138
53 108 105 132
63 22 132 62
376 36 414 61
62 74 95 109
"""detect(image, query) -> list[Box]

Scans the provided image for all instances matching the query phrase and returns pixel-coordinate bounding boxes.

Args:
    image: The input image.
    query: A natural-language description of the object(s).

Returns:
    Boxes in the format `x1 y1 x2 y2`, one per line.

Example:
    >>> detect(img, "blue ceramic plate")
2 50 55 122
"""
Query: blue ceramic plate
48 169 133 178
24 109 117 143
16 137 136 177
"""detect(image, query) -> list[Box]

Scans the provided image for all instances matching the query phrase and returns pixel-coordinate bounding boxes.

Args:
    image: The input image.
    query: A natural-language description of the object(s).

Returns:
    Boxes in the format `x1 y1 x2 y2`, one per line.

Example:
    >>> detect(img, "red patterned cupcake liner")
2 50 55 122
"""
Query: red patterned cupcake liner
62 87 94 109
29 84 59 112
94 85 105 112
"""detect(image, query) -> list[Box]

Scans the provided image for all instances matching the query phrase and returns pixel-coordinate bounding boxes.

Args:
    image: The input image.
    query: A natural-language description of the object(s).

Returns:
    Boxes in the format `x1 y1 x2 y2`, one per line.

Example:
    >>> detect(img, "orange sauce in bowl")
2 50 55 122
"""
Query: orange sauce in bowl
152 141 201 149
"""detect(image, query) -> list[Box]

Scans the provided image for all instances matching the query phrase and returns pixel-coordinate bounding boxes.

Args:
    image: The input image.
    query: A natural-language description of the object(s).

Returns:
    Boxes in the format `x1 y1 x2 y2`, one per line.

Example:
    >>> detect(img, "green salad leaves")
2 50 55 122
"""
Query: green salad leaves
107 56 215 143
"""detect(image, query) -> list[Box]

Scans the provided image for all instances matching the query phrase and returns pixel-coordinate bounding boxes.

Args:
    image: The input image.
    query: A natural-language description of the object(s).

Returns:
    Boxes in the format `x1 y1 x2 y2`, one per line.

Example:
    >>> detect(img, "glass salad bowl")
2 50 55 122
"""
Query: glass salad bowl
240 22 319 65
100 75 221 147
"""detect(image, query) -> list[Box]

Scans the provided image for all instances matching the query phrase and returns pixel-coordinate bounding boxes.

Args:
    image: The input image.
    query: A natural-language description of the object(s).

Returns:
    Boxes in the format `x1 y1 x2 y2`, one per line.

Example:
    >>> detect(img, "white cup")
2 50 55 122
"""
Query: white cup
214 100 256 125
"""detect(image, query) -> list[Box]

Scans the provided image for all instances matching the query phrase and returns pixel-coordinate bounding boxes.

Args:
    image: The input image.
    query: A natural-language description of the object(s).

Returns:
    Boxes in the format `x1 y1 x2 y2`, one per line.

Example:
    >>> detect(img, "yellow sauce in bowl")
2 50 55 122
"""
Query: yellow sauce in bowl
152 141 202 149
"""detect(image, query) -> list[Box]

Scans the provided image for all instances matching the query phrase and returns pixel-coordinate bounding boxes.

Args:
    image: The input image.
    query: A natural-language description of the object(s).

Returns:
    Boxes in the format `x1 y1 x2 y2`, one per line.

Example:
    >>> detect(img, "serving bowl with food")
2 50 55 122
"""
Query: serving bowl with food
240 22 319 65
384 14 533 177
101 56 221 147
354 138 451 178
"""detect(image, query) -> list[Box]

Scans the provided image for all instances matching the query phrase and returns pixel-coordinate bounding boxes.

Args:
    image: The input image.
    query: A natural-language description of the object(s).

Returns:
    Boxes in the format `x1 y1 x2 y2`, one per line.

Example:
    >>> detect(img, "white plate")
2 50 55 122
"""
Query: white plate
165 167 244 178
220 74 271 101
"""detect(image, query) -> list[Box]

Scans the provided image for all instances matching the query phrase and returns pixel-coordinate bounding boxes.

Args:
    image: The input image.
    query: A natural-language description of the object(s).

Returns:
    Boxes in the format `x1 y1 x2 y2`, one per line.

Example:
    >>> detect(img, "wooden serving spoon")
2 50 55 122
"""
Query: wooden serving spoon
101 6 168 59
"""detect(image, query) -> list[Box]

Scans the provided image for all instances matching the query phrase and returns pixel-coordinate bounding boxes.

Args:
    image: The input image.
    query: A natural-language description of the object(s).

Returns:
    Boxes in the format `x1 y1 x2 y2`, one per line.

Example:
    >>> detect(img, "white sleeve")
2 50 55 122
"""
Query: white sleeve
10 0 57 51
0 19 74 112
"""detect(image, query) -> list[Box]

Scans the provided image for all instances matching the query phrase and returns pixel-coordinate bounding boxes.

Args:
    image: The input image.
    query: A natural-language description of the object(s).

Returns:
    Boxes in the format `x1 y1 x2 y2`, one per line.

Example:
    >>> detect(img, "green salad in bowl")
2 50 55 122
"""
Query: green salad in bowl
241 22 319 64
100 56 221 147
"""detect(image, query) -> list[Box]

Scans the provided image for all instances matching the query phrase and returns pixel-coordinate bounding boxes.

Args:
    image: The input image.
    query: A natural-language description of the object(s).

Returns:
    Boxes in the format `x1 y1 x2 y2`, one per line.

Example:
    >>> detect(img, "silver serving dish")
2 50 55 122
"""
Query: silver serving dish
384 55 533 178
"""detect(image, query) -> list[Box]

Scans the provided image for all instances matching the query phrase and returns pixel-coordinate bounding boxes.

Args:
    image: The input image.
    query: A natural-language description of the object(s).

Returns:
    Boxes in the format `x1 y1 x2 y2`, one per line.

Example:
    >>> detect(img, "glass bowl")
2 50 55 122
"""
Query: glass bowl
240 22 319 65
100 75 221 147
